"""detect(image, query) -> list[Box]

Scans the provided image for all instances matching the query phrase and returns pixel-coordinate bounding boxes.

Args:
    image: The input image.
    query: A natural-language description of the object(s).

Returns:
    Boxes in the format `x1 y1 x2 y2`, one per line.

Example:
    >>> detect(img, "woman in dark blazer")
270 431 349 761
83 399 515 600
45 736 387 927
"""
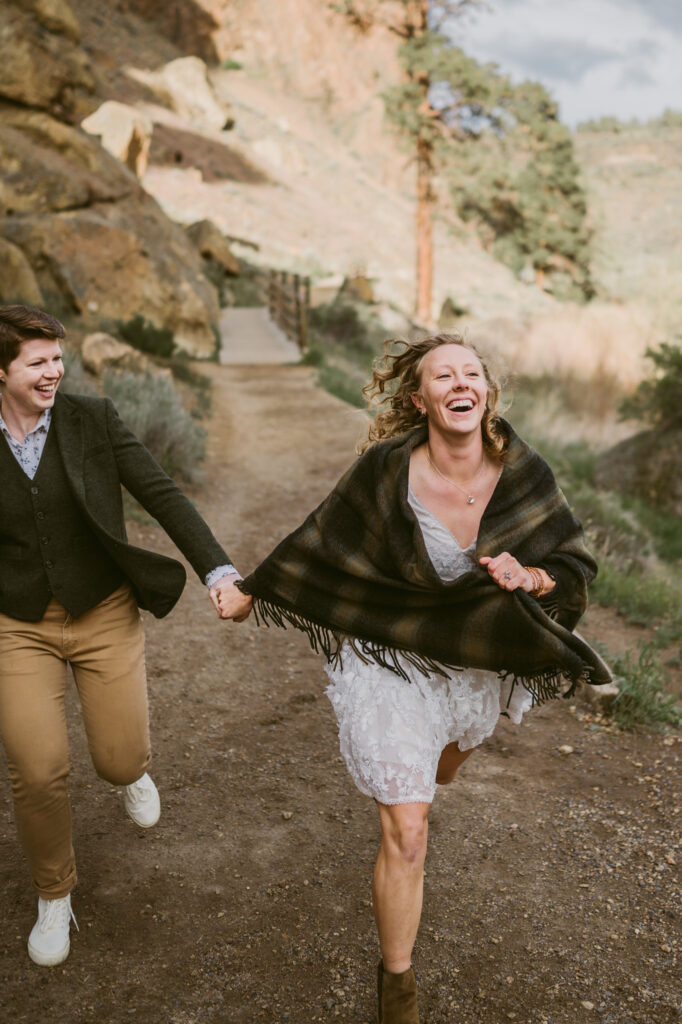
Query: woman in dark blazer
0 304 250 966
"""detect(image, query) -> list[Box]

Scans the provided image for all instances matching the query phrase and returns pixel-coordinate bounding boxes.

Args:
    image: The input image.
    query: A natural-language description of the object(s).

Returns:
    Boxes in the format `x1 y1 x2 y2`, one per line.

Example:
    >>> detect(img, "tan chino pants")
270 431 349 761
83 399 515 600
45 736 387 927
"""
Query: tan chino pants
0 584 151 898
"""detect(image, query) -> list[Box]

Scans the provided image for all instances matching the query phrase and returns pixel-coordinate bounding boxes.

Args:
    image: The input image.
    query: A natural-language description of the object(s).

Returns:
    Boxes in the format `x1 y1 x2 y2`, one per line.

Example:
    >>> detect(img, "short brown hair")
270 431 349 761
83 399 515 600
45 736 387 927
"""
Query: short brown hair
0 305 66 372
359 332 507 457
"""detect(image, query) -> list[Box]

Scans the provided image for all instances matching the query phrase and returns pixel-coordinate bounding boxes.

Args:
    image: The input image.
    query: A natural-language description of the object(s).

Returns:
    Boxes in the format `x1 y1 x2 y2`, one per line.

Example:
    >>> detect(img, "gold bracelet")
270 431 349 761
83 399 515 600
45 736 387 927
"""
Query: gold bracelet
526 566 545 598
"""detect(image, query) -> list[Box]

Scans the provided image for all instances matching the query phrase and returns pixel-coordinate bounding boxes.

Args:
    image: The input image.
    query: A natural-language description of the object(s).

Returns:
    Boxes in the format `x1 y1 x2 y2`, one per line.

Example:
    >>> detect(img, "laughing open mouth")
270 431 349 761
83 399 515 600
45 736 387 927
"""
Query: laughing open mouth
447 398 474 412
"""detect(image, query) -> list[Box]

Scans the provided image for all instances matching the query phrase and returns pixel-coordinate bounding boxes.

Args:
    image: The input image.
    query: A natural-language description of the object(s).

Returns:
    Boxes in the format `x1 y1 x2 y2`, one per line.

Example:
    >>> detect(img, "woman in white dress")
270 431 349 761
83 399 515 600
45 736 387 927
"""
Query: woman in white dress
228 334 606 1023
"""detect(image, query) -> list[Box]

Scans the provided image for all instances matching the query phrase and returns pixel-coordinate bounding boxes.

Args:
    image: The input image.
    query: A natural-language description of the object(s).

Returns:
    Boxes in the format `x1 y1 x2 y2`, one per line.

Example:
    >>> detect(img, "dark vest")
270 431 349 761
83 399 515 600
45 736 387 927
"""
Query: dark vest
0 425 124 621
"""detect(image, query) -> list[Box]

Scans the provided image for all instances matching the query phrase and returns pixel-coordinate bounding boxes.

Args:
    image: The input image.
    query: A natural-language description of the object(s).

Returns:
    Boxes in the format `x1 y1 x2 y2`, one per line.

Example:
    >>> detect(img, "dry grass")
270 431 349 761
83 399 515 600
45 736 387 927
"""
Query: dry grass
469 301 655 389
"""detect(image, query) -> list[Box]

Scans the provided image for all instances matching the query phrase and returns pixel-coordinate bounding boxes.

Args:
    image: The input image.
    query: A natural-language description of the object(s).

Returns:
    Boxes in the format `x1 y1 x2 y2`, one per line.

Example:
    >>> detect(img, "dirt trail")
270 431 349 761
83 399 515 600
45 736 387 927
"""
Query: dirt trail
0 362 679 1024
218 309 301 365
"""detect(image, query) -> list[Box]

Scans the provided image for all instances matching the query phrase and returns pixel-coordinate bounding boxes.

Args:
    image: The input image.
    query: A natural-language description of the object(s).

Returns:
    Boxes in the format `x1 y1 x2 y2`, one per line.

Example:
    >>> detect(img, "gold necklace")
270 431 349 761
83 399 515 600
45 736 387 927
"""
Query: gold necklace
425 445 486 504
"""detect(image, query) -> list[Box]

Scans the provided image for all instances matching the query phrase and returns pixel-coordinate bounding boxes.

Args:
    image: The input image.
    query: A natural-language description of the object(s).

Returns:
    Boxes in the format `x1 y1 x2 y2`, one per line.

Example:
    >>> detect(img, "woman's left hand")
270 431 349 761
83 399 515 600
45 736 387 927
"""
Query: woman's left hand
479 553 534 593
210 575 254 621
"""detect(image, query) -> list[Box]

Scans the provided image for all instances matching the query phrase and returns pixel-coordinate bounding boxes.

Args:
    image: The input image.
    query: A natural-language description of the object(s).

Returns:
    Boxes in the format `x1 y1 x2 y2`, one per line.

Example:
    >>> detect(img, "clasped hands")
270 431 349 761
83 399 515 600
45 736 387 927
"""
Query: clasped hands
479 553 554 597
209 573 253 621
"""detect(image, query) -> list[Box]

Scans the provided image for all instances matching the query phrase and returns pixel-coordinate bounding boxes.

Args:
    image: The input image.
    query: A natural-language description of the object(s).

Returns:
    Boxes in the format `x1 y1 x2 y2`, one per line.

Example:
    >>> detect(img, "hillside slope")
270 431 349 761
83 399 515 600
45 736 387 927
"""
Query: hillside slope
72 0 557 324
576 122 682 338
69 0 677 381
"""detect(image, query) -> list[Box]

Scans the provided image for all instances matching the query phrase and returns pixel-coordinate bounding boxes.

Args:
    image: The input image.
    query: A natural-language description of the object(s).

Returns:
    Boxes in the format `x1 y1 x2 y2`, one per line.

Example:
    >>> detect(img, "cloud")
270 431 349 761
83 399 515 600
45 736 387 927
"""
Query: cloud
619 64 657 89
456 0 682 124
482 36 622 83
622 0 682 32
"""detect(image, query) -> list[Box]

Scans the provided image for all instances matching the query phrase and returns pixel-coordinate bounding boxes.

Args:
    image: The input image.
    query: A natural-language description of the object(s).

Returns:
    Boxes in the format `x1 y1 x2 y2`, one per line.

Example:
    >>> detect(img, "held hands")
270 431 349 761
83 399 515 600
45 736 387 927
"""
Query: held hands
209 573 253 622
479 553 554 596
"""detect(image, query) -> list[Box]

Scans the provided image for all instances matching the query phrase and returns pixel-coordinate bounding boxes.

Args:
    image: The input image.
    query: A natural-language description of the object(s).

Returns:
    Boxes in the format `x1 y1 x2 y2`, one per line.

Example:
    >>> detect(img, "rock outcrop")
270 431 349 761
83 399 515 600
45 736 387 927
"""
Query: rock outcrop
186 219 240 276
0 0 220 356
126 56 231 132
119 0 221 63
0 237 44 306
594 427 682 517
0 0 94 121
81 332 172 379
81 101 154 178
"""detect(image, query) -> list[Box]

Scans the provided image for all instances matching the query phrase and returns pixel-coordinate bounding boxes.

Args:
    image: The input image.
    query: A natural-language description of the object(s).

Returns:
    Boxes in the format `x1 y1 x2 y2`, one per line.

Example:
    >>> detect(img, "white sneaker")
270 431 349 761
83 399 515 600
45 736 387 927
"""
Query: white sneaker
123 772 161 827
28 894 78 967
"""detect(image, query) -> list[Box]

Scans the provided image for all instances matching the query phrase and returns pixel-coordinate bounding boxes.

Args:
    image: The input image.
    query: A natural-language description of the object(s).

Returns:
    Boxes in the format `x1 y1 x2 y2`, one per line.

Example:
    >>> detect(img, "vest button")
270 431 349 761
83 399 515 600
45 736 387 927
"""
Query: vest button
45 560 54 568
37 511 46 520
41 536 49 544
31 487 39 495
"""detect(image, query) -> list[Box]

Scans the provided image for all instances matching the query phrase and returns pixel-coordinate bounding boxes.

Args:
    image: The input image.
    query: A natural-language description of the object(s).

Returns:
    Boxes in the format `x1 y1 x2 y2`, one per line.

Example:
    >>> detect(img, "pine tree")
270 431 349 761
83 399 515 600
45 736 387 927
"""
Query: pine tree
454 80 593 299
335 2 593 312
334 1 482 323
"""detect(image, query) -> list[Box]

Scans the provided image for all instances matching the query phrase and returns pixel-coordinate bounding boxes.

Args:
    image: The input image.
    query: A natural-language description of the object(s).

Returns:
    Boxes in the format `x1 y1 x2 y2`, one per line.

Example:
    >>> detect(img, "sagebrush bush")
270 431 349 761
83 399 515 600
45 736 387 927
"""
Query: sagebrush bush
590 560 681 628
318 362 366 408
60 351 99 397
102 370 206 483
309 300 385 357
606 643 681 731
619 341 682 429
117 315 175 359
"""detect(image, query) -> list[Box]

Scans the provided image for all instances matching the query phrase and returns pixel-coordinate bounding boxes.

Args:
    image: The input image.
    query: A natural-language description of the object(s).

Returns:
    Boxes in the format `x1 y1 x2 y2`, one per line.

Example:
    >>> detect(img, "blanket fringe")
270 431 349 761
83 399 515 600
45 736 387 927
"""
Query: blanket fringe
499 667 583 708
252 597 593 706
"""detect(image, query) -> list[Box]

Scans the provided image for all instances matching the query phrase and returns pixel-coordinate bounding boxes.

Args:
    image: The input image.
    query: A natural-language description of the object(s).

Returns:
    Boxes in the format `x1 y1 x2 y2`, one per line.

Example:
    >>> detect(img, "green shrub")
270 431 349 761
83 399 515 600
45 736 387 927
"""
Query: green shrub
303 298 390 409
590 559 681 628
606 643 681 731
202 259 230 309
318 363 367 408
164 354 211 393
619 341 682 429
229 262 267 306
309 300 384 358
300 344 324 367
620 495 682 563
102 370 206 483
117 315 175 359
574 486 654 565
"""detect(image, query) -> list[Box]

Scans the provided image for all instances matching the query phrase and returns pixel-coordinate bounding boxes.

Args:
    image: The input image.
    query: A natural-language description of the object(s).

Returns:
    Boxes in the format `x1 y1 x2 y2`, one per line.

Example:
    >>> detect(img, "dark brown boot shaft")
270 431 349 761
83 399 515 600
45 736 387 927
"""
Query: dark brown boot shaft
377 961 419 1024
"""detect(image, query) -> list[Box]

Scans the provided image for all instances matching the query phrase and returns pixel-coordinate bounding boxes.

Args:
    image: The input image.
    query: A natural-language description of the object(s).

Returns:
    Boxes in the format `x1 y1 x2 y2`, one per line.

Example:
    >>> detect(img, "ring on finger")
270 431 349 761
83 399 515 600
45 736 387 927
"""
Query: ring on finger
503 571 512 579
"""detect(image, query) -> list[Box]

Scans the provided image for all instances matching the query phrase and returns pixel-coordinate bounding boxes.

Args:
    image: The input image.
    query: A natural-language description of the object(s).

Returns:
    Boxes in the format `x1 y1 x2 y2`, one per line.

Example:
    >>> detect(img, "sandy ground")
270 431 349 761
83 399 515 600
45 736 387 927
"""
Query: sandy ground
0 362 679 1024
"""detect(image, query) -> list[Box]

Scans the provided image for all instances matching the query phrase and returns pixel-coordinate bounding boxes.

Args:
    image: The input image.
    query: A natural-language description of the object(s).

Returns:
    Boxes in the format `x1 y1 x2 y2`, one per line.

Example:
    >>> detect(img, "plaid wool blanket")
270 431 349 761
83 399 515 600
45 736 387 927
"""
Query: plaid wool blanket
239 422 611 702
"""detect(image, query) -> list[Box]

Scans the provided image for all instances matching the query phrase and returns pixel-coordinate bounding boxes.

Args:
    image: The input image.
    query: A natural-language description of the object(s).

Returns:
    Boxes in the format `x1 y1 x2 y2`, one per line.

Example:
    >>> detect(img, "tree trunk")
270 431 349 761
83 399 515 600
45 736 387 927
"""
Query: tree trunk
415 137 434 323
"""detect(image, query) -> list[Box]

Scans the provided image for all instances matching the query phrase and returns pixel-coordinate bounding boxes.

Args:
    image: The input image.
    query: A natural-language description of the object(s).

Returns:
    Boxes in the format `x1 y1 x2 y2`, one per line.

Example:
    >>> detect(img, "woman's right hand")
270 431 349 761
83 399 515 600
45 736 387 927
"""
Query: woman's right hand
211 578 253 622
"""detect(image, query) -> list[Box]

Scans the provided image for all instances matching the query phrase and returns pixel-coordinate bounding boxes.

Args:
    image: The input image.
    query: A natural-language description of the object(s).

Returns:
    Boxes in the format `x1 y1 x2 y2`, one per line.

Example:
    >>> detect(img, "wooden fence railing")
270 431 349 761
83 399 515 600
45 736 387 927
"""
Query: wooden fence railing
267 270 310 353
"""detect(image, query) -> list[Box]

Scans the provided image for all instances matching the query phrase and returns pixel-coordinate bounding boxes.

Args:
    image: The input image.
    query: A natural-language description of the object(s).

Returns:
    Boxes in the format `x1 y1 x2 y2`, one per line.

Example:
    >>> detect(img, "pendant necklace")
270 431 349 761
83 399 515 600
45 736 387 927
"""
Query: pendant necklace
426 445 486 504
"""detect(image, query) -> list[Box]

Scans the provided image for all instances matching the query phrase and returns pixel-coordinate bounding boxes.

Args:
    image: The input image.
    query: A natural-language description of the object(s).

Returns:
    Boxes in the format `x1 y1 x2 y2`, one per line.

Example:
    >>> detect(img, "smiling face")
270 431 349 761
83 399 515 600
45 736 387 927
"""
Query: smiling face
411 343 489 439
0 337 64 423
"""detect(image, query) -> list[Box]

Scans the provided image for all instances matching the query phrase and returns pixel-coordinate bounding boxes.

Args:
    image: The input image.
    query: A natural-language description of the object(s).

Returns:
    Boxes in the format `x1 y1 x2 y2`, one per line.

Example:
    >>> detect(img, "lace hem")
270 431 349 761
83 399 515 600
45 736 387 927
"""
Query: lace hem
325 644 533 805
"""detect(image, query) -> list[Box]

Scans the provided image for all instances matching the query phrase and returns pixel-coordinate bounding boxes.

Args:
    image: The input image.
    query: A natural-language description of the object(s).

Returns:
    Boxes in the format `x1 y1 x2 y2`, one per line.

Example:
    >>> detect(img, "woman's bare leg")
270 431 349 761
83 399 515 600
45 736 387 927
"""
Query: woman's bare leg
372 801 430 973
435 741 477 785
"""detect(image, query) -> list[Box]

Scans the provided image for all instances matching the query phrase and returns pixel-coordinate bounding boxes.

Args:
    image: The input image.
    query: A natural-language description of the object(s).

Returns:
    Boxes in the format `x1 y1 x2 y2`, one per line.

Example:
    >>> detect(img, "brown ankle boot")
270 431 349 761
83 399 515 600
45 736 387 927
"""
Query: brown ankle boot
377 960 419 1024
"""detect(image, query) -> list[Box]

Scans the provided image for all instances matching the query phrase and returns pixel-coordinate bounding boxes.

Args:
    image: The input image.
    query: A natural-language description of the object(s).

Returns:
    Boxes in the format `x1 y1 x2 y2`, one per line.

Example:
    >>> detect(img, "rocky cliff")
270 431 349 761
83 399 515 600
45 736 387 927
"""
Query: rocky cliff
1 0 667 379
0 0 220 356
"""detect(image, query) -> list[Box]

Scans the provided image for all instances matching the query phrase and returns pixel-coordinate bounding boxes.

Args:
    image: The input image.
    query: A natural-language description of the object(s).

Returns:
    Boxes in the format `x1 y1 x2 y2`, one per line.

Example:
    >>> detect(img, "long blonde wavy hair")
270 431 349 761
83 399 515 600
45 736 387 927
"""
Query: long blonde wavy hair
358 333 508 457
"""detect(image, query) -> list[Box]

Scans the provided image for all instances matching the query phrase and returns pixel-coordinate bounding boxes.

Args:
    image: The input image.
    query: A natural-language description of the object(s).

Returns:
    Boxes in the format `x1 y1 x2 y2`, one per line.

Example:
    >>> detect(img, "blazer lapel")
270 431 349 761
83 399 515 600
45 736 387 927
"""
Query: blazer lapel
52 392 87 503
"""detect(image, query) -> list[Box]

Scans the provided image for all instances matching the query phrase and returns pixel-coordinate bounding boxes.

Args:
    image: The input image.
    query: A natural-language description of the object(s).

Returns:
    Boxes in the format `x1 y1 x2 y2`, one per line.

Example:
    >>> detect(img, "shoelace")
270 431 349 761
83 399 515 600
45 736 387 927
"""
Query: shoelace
126 780 150 803
40 898 79 934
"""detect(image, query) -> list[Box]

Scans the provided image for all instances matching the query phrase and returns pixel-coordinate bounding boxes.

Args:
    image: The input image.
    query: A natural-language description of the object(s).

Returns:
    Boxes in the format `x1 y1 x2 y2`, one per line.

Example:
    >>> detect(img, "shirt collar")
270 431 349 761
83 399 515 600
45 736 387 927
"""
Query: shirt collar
0 404 51 444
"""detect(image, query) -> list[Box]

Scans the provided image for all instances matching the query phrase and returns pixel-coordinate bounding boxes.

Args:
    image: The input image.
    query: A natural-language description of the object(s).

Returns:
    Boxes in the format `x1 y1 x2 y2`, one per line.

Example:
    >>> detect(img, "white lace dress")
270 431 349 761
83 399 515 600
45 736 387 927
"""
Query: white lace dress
324 487 533 805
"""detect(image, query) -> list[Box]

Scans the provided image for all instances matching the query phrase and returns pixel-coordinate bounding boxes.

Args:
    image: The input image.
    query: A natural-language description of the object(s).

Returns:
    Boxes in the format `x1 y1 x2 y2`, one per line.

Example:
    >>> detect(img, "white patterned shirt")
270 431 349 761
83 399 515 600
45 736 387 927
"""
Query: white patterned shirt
0 407 51 478
0 404 237 588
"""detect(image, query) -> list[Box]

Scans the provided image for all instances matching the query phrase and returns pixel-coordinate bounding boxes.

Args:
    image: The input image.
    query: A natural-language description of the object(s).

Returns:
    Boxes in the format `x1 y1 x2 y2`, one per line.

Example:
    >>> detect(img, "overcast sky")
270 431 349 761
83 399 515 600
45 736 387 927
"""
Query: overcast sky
454 0 682 126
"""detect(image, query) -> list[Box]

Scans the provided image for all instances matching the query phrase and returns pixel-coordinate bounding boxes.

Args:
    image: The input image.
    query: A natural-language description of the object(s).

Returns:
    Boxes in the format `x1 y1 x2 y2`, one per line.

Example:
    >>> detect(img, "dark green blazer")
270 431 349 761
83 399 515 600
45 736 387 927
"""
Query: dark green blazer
45 391 230 618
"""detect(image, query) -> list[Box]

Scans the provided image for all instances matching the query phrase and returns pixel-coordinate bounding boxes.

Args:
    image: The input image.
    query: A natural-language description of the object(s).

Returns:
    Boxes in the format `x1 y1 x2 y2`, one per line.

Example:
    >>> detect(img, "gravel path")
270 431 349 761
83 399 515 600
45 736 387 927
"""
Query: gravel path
0 362 678 1024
